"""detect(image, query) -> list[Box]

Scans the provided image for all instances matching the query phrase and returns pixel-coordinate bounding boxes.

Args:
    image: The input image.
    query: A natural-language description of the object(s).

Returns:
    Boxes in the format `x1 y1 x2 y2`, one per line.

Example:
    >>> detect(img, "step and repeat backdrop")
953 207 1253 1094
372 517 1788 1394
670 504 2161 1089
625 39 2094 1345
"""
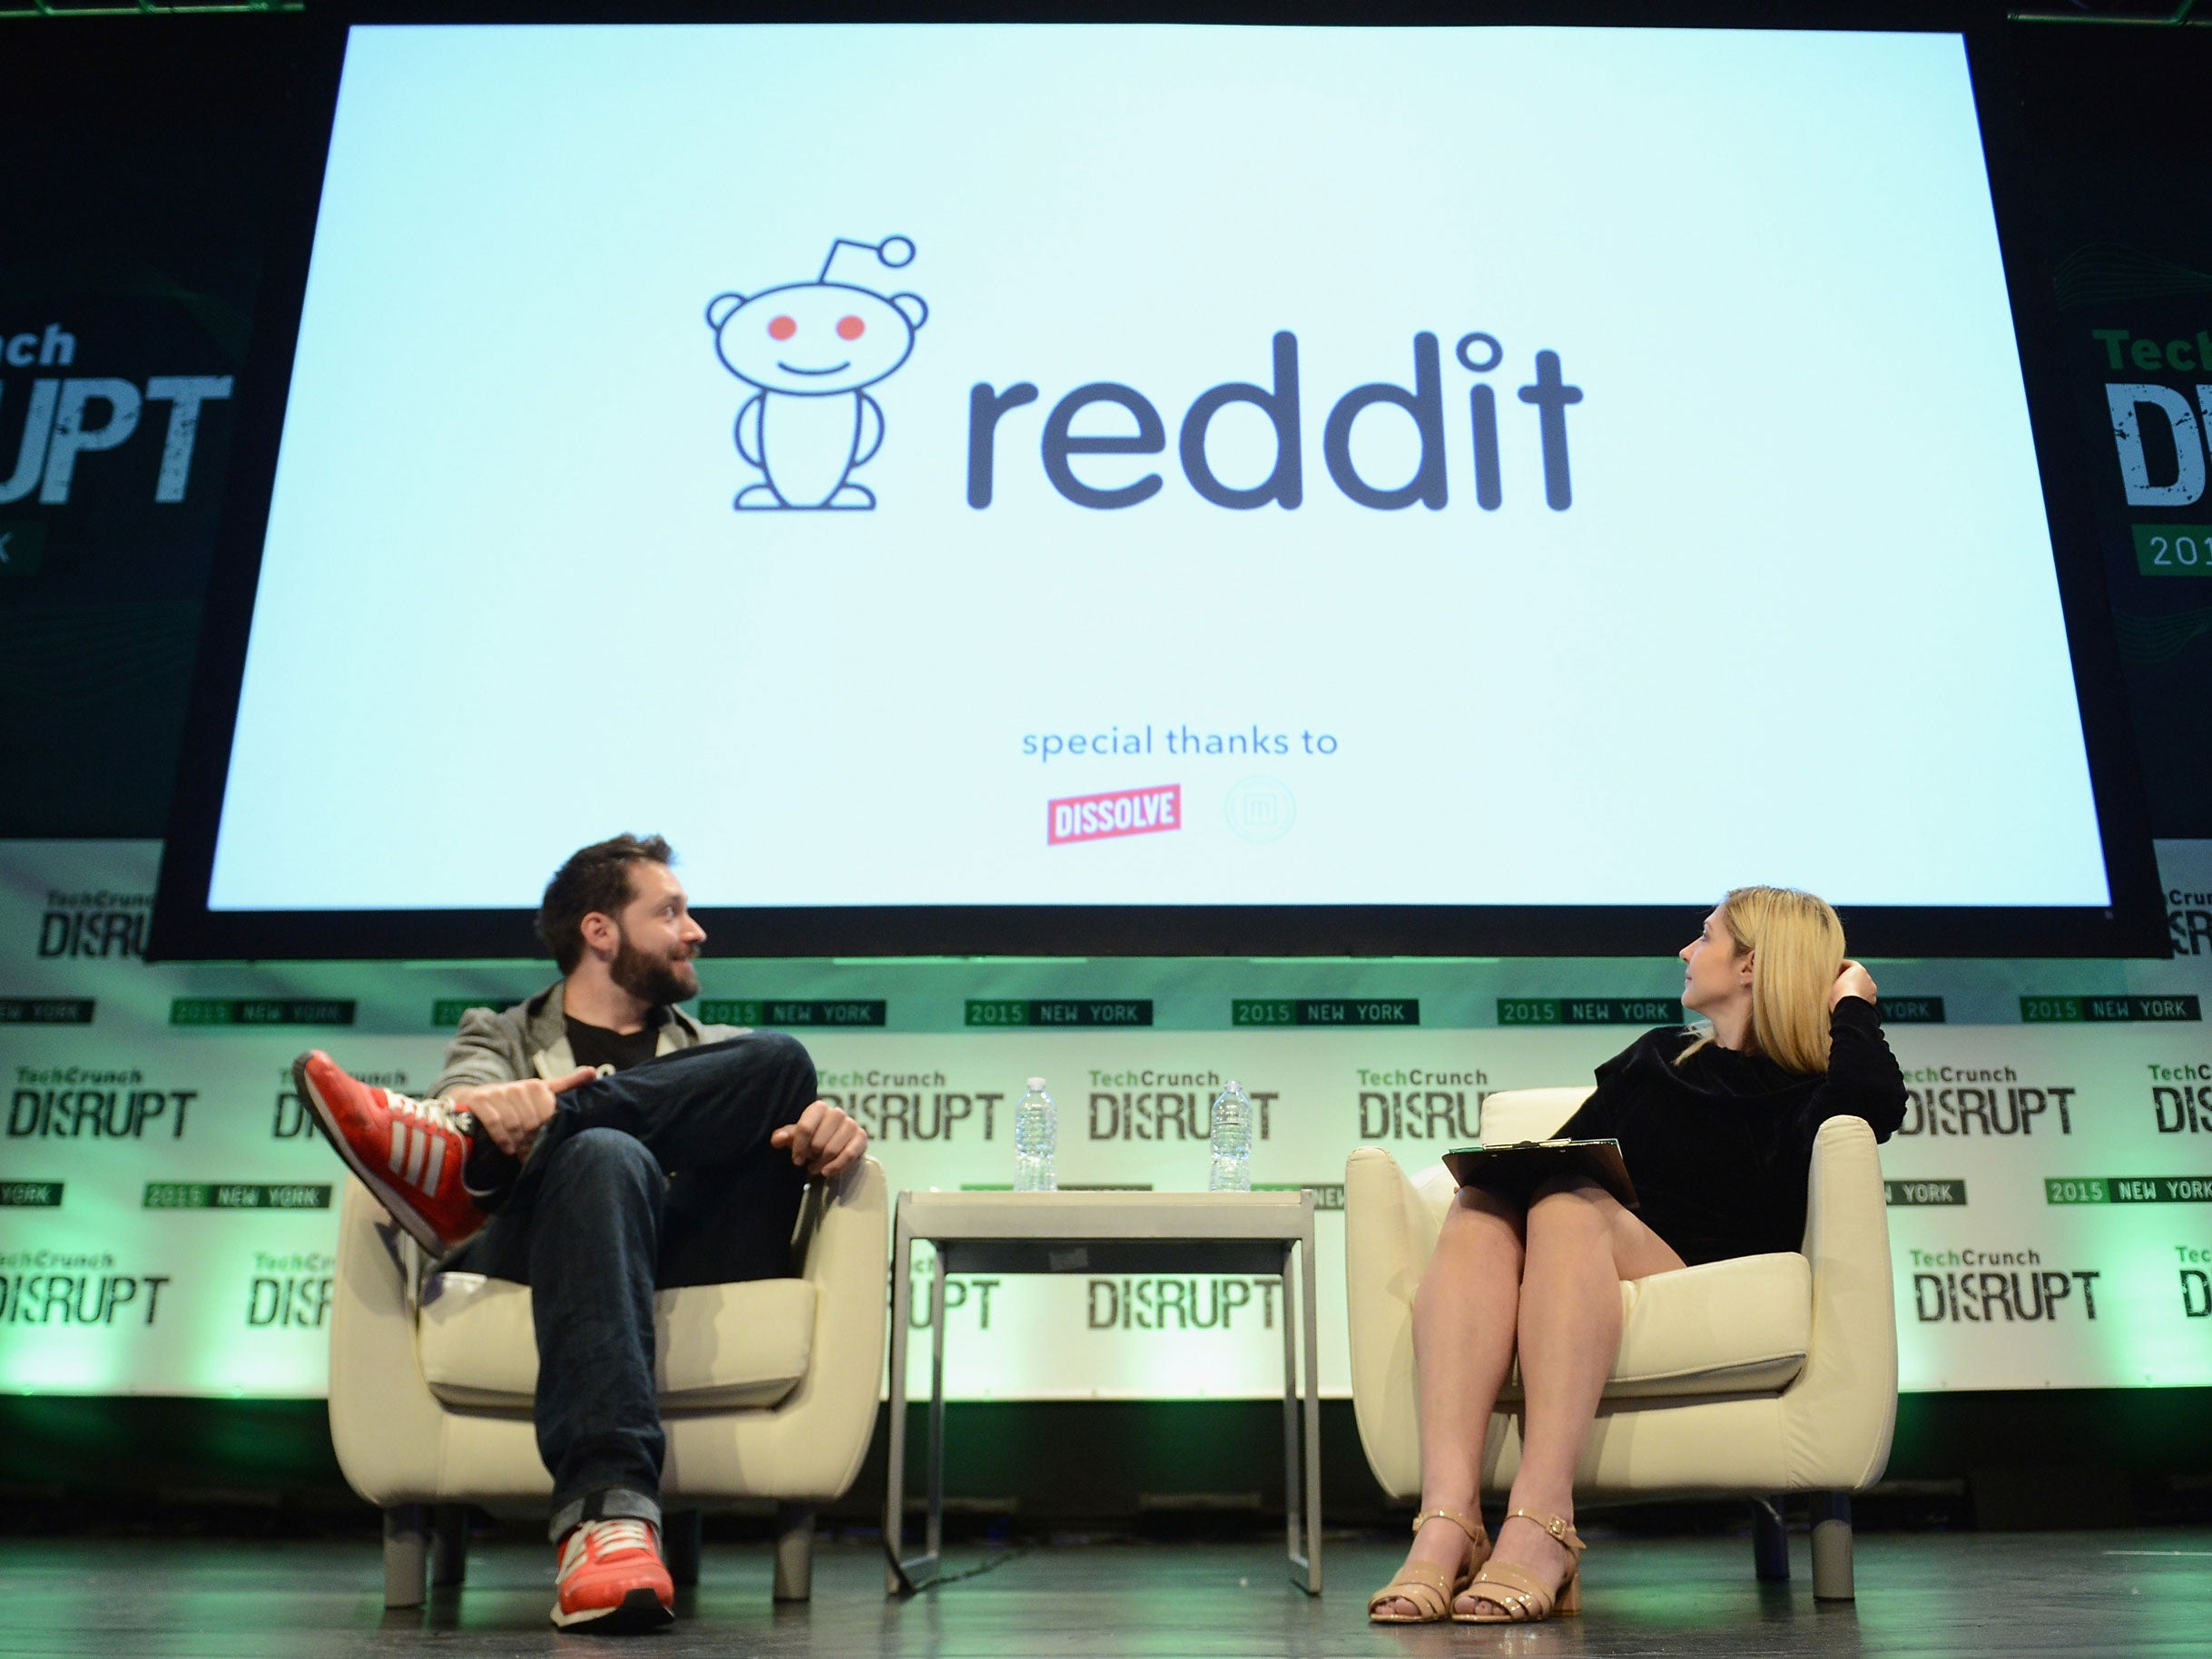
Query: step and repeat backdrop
3 837 2208 1402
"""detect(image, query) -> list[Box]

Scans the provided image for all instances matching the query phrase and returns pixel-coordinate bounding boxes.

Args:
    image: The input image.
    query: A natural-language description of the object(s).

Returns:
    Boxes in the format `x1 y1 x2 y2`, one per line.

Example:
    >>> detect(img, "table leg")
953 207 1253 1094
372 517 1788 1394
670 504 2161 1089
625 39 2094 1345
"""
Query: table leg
1300 1230 1323 1595
926 1246 949 1566
884 1216 912 1594
1279 1249 1302 1576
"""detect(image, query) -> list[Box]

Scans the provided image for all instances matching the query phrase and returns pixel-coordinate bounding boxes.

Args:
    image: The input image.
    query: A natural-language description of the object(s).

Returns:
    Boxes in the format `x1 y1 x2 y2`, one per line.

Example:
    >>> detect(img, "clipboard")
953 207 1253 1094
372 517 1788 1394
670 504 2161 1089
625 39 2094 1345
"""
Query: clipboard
1440 1138 1637 1210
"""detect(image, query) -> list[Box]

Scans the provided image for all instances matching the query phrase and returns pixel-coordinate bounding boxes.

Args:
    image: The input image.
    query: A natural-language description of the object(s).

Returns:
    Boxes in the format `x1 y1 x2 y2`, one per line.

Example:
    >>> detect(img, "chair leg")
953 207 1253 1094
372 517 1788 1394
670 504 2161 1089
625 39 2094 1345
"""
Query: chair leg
772 1503 816 1603
664 1510 703 1586
383 1505 428 1609
1751 1496 1790 1582
429 1505 469 1588
1810 1491 1854 1602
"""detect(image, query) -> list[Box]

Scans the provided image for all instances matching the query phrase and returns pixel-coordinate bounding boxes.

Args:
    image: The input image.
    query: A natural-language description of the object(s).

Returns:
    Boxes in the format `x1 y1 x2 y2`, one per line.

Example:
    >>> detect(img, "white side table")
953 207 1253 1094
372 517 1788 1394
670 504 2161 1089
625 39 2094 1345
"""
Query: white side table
884 1189 1323 1595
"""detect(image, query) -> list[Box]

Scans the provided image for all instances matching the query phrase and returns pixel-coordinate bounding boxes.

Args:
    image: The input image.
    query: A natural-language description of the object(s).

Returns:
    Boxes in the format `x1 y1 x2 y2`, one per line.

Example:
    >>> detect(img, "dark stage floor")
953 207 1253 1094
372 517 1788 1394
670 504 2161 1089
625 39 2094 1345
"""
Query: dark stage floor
5 1529 2211 1658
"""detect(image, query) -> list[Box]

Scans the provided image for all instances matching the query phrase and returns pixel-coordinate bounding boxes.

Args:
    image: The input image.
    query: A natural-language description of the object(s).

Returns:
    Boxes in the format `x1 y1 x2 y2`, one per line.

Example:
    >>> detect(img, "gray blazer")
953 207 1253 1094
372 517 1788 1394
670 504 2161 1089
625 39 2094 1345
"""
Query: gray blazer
431 979 744 1096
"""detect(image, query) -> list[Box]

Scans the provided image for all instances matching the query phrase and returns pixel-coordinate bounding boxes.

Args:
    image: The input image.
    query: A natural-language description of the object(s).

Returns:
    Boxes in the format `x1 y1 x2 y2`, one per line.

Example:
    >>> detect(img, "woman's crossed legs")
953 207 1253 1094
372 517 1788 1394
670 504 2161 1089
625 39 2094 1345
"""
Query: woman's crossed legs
1373 1175 1685 1620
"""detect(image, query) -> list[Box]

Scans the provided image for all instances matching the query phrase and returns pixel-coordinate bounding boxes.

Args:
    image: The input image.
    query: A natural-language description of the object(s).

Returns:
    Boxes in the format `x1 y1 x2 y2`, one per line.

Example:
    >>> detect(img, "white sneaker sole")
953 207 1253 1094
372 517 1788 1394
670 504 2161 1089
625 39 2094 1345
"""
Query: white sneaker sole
549 1585 675 1633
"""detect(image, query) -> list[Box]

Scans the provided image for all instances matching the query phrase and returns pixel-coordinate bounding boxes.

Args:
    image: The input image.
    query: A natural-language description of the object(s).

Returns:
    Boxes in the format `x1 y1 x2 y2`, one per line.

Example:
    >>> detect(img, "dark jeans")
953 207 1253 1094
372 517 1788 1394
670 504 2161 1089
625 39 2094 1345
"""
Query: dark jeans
444 1031 818 1539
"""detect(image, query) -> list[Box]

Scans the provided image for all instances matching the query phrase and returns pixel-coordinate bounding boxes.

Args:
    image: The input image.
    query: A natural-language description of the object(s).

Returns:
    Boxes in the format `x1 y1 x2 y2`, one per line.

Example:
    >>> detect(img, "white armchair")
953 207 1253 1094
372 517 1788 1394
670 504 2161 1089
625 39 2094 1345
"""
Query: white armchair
327 1156 889 1607
1343 1088 1895 1600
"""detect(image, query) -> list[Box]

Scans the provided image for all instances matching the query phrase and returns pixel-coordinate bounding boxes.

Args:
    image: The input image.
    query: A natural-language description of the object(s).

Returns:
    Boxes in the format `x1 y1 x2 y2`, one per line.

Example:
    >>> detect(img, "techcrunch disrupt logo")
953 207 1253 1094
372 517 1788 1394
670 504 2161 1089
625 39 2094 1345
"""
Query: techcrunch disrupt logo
2182 1246 2210 1318
1088 1083 1276 1141
2147 1065 2212 1133
0 322 231 506
1356 1068 1487 1087
0 1246 112 1269
2096 336 2212 526
1360 1086 1485 1142
900 1274 1000 1329
1911 1250 2100 1323
1087 1277 1282 1330
1898 1071 2073 1137
273 1066 408 1139
11 1066 192 1138
250 1251 335 1330
0 1247 168 1326
2173 883 2212 957
818 1076 1005 1142
38 888 150 959
1907 1246 2100 1323
16 1065 140 1084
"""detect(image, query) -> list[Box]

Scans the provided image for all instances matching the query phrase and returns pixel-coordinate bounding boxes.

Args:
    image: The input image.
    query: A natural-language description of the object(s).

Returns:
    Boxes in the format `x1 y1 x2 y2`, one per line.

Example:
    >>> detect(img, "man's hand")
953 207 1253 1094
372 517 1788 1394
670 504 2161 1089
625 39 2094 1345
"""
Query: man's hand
1830 959 1879 1010
449 1066 598 1157
772 1100 868 1180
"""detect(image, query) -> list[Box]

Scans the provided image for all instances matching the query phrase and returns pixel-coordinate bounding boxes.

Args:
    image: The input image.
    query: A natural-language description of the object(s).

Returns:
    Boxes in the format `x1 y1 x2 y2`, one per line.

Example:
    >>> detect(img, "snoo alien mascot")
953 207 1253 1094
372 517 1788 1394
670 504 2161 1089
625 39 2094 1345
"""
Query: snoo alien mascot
707 235 928 510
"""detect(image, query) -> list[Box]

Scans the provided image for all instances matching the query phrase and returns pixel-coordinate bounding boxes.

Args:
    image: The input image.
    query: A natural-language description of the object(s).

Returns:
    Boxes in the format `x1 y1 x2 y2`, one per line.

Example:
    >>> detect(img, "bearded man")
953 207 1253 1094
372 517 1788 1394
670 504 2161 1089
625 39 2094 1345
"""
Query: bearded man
293 833 866 1633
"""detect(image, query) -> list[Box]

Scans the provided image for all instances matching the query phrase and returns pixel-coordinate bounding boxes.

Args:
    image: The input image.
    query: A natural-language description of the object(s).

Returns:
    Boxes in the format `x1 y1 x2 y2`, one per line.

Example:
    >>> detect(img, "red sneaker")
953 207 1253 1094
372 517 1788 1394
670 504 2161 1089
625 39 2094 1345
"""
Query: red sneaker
292 1051 484 1257
552 1518 676 1632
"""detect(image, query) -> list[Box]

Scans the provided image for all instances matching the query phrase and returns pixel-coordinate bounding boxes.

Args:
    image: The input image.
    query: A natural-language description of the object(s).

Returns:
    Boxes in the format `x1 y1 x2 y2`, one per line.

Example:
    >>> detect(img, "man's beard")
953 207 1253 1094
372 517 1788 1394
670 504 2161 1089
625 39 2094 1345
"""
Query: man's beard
609 931 699 1007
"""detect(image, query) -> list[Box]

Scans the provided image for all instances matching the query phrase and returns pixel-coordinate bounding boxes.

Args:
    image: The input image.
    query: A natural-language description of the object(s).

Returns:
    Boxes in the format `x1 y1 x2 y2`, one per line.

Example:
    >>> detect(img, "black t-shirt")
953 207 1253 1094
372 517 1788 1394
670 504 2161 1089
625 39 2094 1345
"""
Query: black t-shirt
1553 996 1907 1267
565 1013 663 1075
462 1010 668 1197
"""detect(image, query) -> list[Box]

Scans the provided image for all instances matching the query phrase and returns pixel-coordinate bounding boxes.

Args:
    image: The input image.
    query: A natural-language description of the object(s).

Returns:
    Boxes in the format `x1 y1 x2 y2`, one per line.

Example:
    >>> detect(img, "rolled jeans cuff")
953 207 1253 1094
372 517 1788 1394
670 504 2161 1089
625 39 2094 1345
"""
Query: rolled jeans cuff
549 1486 663 1543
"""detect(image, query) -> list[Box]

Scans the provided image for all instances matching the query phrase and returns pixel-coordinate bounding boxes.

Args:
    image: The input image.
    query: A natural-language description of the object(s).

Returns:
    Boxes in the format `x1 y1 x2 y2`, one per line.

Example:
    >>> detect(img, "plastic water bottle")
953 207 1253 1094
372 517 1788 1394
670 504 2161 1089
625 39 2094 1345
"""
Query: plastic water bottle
1208 1080 1253 1192
1014 1077 1057 1192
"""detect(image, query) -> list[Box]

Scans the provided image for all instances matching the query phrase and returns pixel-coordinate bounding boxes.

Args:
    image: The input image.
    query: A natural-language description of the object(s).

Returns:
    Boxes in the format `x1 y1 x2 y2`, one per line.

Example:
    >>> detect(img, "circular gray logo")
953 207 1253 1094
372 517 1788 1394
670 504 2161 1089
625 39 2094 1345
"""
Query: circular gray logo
1224 777 1297 844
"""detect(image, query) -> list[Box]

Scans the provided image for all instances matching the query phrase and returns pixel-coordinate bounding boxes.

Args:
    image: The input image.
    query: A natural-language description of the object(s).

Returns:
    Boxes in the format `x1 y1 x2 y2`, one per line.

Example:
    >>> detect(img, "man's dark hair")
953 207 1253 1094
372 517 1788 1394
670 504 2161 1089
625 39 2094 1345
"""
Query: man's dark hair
537 834 675 973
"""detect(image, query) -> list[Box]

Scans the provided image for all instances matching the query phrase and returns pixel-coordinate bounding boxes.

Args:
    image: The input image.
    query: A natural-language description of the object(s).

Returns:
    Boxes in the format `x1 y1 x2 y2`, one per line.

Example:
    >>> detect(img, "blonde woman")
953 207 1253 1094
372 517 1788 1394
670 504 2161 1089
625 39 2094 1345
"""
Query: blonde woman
1368 887 1906 1626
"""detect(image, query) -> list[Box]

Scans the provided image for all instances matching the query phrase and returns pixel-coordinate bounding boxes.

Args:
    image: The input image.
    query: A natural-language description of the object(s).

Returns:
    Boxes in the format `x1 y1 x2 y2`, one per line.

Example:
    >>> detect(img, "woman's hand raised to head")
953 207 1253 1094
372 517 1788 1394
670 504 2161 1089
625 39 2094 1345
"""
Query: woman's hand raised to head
1829 960 1878 1010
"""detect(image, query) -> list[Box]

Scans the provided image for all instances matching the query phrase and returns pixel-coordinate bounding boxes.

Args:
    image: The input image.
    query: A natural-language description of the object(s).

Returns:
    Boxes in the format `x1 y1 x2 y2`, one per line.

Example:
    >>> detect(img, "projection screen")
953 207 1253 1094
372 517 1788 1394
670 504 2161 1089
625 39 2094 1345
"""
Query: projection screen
152 20 2162 958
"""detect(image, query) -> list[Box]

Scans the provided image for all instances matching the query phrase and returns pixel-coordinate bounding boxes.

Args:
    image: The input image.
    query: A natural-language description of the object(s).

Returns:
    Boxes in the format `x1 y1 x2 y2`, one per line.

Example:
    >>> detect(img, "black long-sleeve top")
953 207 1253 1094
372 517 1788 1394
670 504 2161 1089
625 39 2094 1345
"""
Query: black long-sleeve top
1553 996 1907 1267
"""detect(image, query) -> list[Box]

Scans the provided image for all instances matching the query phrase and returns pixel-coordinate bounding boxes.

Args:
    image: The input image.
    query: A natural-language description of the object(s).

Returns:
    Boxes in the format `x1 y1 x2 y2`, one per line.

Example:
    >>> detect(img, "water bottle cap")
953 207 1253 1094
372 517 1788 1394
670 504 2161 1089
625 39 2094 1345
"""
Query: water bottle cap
1027 1076 1047 1091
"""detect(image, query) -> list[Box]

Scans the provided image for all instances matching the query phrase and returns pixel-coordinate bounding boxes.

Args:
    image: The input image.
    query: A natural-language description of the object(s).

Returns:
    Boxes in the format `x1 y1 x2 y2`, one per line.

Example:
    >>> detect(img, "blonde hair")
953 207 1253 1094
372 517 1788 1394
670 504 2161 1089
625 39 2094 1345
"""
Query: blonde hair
1676 886 1844 1074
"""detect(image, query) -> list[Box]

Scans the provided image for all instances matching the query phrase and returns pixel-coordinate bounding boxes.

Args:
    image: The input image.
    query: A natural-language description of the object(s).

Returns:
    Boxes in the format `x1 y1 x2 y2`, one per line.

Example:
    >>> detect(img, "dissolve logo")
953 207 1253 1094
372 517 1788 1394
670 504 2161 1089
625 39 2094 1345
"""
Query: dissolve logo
1048 784 1181 848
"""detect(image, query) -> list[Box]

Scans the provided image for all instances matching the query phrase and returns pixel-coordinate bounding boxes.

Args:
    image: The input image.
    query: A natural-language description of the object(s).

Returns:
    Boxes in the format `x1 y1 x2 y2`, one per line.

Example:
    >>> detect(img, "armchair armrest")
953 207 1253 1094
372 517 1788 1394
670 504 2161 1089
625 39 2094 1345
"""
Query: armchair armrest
328 1174 450 1505
1778 1115 1898 1490
728 1154 889 1501
1342 1146 1440 1499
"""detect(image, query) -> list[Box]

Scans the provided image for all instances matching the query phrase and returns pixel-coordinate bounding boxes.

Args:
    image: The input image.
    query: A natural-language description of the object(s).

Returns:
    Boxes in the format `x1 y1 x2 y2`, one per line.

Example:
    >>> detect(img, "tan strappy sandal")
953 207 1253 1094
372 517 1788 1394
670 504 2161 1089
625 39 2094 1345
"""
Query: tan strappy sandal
1366 1506 1492 1625
1455 1507 1585 1623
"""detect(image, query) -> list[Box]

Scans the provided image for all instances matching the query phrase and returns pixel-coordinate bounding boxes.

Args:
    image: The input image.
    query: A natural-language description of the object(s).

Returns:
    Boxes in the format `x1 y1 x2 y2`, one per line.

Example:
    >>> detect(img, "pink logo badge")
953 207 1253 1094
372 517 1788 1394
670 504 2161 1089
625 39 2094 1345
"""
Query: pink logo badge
1047 785 1183 847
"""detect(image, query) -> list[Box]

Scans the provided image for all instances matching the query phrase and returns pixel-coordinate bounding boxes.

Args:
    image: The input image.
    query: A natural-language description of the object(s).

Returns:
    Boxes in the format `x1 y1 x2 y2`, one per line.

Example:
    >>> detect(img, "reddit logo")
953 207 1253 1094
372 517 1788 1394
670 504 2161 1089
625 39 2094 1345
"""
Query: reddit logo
705 235 928 510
